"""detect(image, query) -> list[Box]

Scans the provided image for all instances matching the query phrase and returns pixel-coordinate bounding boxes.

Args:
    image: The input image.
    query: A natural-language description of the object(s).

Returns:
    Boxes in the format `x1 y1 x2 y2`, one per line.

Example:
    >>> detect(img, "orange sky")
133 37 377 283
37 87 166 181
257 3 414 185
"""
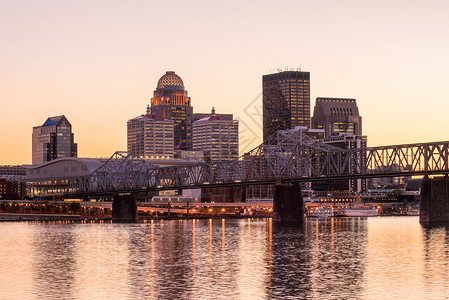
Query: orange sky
1 0 449 165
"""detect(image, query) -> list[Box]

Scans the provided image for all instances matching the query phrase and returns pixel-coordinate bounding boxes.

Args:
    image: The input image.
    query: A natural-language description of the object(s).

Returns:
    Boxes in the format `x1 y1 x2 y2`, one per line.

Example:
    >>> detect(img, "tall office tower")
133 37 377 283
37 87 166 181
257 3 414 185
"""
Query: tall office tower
263 70 311 141
127 109 175 159
311 97 362 138
193 108 239 162
151 71 193 150
32 115 77 165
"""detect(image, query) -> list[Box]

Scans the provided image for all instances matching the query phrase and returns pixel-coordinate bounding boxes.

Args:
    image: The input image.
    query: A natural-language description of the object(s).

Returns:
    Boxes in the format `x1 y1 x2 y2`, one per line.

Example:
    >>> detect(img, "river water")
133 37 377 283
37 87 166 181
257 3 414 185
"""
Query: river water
0 217 448 299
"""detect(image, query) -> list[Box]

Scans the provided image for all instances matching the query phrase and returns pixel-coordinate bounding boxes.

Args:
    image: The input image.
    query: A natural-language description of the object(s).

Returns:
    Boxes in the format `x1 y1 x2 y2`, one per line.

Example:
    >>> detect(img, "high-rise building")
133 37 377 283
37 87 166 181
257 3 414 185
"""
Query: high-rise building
311 97 362 138
150 71 193 150
127 108 175 158
193 108 239 162
32 115 77 165
263 70 311 140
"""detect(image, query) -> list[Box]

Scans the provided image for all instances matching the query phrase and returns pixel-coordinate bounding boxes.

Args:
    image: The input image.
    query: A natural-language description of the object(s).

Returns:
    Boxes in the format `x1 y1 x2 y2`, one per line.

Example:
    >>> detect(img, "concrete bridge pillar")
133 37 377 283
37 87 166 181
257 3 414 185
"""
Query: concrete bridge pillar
420 176 449 226
273 183 304 224
112 193 137 223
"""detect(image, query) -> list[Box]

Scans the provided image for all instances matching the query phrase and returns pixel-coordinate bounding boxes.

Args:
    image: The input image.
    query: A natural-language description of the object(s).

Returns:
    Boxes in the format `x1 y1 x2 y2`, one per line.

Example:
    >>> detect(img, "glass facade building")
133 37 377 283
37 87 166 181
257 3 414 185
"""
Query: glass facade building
32 115 77 165
263 70 311 141
150 71 193 150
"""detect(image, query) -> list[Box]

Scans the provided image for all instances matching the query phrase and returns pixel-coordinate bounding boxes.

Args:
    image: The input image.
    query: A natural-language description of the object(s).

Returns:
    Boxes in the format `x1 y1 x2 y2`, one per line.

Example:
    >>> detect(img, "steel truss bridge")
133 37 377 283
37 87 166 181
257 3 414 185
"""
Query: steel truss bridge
68 130 449 195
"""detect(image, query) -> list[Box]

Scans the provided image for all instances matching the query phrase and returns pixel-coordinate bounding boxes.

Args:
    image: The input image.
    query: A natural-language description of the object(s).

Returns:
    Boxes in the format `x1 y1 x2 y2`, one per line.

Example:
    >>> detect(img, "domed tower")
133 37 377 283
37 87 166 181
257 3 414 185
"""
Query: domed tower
151 71 193 150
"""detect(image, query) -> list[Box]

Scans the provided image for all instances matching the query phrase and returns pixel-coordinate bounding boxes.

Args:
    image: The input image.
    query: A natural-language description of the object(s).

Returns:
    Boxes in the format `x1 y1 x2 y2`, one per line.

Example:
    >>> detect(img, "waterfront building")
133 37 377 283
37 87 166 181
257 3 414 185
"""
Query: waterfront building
32 115 77 165
0 178 22 199
0 166 26 199
263 70 311 140
0 165 26 181
201 186 245 203
192 108 239 162
150 71 193 150
369 164 408 188
127 108 175 159
311 97 362 138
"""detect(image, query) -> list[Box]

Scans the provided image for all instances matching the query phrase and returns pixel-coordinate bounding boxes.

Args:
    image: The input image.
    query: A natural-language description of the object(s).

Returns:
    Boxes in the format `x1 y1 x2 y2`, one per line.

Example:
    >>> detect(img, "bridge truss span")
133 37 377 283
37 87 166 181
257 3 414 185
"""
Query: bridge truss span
363 141 449 176
68 130 449 195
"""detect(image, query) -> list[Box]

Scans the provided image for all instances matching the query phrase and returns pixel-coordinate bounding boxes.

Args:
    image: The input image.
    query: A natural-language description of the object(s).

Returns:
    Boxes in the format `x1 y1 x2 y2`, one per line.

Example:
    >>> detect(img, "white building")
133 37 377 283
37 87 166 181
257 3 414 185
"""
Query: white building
127 109 174 159
193 108 238 162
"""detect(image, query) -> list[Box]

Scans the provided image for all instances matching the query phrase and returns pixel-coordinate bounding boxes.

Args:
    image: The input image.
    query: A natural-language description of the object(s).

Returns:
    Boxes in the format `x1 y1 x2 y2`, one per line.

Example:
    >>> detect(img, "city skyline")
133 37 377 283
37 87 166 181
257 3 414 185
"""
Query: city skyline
1 0 449 165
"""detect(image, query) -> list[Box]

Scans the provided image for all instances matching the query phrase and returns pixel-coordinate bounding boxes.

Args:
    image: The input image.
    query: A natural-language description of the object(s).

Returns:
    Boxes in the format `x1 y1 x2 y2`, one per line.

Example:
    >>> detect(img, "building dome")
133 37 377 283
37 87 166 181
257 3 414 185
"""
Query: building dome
157 71 184 90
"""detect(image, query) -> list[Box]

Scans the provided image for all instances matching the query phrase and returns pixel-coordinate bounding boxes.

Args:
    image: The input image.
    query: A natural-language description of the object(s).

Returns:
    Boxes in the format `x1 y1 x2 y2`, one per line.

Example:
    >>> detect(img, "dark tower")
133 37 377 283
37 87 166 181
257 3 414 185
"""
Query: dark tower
263 70 311 141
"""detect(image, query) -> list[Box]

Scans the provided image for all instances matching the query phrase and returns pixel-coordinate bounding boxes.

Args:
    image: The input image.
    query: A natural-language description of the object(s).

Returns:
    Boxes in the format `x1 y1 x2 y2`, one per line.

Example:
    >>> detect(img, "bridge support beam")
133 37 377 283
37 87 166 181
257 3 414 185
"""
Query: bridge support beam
273 183 304 223
112 193 137 223
420 176 449 226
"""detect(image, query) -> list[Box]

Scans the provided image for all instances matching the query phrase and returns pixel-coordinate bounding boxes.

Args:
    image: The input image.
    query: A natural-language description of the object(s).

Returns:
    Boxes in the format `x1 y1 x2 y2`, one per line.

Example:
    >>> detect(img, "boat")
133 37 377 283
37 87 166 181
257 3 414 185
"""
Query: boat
335 207 379 217
307 207 335 218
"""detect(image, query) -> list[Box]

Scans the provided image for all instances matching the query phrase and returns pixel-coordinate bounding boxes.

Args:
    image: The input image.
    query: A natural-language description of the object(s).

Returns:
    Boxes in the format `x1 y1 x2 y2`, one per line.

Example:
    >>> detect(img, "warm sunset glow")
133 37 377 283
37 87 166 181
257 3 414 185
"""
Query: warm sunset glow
1 1 449 164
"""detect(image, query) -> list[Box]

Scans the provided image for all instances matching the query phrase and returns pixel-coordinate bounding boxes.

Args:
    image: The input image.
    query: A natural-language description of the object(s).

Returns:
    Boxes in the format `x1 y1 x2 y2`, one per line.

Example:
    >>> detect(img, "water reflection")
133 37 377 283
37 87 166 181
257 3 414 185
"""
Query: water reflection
32 222 76 299
422 225 449 298
1 217 449 299
265 219 367 299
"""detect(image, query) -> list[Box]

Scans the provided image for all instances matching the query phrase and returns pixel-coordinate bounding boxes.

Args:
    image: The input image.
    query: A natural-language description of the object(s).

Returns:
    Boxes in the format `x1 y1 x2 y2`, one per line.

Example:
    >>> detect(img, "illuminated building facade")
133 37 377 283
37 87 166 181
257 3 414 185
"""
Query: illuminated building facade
32 115 77 165
263 70 311 140
127 110 174 159
311 97 362 138
193 108 239 162
150 71 193 150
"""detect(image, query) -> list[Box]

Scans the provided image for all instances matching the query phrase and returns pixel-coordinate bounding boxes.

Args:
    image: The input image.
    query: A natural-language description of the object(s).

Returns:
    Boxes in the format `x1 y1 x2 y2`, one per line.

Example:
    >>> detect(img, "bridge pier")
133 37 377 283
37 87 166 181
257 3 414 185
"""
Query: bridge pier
420 176 449 226
273 183 304 224
112 193 137 223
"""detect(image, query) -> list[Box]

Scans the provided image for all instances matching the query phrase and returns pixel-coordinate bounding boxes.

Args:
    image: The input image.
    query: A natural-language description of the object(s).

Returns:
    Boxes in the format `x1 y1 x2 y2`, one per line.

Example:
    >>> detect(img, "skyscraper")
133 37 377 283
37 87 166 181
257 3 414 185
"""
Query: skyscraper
32 115 77 165
263 70 311 140
311 97 362 138
150 71 193 150
127 108 175 158
193 108 239 162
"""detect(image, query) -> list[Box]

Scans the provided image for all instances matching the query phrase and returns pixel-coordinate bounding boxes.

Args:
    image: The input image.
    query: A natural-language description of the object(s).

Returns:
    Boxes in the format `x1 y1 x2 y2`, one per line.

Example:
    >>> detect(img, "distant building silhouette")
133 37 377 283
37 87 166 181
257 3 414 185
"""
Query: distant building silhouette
32 115 77 165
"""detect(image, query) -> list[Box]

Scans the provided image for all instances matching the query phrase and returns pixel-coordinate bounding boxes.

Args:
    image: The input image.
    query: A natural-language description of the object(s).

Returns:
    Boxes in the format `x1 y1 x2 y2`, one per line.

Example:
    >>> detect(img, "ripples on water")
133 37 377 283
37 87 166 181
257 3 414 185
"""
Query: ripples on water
0 217 449 299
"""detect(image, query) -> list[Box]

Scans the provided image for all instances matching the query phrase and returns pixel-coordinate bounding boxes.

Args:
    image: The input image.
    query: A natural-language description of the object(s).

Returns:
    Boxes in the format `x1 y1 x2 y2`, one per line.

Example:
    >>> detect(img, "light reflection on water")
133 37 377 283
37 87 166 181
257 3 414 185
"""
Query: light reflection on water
0 217 449 299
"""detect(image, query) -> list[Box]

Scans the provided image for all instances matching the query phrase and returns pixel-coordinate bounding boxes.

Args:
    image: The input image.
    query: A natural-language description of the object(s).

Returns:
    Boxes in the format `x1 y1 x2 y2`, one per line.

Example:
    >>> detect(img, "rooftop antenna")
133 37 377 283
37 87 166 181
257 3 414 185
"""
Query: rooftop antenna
146 105 150 115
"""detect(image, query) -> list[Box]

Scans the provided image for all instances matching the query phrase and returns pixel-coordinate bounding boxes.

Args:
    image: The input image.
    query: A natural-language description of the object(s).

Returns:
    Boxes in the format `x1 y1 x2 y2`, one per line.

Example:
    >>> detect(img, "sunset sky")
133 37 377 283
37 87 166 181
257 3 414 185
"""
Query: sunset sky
1 0 449 165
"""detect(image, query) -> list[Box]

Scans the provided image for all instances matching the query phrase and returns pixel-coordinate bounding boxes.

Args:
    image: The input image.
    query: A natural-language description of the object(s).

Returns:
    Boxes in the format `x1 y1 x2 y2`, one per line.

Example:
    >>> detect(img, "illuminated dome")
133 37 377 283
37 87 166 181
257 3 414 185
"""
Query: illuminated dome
156 71 184 90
